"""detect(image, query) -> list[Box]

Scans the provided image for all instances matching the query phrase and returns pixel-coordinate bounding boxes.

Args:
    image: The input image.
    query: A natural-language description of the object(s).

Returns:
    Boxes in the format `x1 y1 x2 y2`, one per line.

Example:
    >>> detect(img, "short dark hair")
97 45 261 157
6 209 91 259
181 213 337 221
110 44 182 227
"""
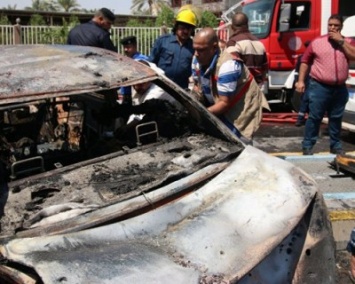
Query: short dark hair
232 12 249 29
97 8 115 22
329 14 343 25
172 22 195 36
120 36 137 46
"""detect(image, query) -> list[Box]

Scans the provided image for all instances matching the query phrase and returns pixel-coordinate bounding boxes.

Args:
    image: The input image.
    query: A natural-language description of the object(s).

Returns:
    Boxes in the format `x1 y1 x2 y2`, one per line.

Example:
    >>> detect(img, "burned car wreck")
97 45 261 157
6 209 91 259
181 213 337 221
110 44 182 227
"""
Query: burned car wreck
0 45 335 283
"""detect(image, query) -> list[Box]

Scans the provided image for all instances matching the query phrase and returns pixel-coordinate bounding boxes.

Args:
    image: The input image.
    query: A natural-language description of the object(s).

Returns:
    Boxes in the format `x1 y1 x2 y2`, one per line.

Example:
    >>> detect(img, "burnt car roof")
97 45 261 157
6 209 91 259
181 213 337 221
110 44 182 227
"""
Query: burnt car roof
0 44 242 144
0 45 158 104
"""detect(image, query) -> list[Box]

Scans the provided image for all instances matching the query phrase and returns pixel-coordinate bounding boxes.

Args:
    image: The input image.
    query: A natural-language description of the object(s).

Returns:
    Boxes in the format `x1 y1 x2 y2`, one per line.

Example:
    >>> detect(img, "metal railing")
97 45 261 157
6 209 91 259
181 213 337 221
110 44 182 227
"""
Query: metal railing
0 24 172 56
0 24 229 55
0 25 15 44
113 26 170 55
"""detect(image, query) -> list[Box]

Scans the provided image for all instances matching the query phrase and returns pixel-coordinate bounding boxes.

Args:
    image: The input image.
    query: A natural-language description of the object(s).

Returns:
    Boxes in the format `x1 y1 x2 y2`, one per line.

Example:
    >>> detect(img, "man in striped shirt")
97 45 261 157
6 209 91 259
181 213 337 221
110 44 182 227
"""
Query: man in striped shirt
192 28 269 142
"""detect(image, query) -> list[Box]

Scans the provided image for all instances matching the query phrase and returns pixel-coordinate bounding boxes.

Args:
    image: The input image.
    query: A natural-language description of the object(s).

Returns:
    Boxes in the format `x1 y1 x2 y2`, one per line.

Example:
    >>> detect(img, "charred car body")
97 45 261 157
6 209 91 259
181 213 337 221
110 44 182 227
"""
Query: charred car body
0 45 335 283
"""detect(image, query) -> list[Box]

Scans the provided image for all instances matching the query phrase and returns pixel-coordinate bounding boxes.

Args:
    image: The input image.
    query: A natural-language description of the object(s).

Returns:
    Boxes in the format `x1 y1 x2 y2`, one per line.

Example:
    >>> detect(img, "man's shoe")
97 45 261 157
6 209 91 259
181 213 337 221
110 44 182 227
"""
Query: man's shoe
302 148 313 155
330 148 345 155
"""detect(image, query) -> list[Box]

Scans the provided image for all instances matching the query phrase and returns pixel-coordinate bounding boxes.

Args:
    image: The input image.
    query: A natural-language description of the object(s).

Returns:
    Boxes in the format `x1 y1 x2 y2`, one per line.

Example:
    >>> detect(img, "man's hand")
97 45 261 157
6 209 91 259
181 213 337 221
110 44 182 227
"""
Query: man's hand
295 81 306 93
328 31 344 44
207 95 232 116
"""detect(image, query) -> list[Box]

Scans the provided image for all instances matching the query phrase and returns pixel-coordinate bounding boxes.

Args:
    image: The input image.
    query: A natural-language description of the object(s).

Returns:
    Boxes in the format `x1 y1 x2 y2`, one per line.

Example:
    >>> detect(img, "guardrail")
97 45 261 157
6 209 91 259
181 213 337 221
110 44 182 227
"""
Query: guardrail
0 24 171 56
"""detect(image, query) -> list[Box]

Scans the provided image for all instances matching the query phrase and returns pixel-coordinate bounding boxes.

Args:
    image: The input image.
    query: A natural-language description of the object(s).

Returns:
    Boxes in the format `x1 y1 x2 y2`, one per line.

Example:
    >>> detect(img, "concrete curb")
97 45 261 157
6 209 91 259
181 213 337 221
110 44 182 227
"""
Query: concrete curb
273 152 355 250
324 194 355 250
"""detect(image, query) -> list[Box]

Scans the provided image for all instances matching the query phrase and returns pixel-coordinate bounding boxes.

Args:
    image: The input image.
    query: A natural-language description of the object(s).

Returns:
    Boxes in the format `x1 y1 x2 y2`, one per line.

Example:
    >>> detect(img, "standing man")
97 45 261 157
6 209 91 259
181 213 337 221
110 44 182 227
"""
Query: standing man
192 27 269 141
296 14 355 155
149 7 196 90
67 8 117 52
119 36 149 104
226 12 268 87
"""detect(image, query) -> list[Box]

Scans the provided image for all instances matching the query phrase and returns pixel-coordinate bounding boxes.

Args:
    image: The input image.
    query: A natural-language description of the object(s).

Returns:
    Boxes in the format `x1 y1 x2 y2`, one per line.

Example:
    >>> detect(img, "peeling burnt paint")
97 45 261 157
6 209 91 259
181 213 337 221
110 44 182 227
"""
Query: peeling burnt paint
0 45 158 104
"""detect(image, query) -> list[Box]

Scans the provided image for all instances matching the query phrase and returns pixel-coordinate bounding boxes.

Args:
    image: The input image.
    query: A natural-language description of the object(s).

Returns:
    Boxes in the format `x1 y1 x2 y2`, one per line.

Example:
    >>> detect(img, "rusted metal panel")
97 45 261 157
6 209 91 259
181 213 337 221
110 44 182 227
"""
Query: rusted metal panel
0 45 157 104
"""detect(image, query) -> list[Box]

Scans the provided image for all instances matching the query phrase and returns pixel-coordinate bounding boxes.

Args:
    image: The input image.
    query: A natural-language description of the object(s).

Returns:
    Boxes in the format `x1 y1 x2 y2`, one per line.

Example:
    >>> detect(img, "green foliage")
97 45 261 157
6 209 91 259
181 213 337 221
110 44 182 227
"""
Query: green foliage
0 14 10 25
67 15 80 28
42 17 79 43
120 17 167 55
56 0 80 12
131 0 169 16
144 19 155 27
25 0 59 11
126 19 142 27
126 18 155 27
0 14 10 44
27 16 80 44
29 14 46 26
199 11 218 28
155 5 175 27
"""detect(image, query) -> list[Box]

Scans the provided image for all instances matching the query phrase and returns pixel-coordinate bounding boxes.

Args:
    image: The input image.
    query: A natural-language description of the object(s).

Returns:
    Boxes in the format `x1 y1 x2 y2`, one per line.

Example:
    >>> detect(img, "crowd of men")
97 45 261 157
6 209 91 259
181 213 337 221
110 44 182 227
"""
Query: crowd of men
65 7 271 144
64 7 355 157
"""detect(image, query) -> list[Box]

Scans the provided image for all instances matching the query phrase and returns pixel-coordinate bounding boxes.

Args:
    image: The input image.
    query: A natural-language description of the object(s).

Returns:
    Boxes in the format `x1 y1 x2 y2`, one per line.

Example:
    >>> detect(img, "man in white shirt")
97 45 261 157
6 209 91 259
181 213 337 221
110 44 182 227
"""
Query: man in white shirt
126 60 178 123
115 60 182 144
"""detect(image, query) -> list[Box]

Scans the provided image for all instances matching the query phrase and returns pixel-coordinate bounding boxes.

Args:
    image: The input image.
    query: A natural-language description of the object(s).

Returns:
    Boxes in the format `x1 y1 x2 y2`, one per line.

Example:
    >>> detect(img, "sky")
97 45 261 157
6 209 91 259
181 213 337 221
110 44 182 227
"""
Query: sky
1 0 132 14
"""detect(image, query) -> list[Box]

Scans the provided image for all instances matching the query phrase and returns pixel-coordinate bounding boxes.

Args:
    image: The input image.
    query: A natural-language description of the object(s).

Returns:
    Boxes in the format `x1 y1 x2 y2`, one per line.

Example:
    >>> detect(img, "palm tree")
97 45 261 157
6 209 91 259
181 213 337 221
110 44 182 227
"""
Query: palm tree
56 0 81 12
2 5 17 10
25 0 59 11
131 0 169 16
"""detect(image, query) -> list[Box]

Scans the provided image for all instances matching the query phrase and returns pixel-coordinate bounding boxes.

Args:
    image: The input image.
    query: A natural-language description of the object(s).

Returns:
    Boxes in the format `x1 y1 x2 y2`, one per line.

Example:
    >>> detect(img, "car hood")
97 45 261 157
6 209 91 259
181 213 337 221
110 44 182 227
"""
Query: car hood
0 147 319 283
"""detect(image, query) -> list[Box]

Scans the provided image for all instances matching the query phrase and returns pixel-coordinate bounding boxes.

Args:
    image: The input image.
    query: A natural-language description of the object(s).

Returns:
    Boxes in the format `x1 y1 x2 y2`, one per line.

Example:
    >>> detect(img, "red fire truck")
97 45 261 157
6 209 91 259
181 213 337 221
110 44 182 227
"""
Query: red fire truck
222 0 355 109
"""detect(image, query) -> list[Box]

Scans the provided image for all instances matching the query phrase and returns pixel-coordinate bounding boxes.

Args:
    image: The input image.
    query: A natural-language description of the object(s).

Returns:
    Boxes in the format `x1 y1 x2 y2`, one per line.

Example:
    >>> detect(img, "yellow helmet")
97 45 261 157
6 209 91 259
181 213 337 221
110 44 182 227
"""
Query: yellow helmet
175 9 197 27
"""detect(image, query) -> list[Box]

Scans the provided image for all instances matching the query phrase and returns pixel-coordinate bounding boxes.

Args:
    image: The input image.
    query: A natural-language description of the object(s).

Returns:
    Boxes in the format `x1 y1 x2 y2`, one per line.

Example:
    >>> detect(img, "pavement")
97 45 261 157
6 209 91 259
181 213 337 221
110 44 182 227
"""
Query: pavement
270 151 355 250
254 106 355 250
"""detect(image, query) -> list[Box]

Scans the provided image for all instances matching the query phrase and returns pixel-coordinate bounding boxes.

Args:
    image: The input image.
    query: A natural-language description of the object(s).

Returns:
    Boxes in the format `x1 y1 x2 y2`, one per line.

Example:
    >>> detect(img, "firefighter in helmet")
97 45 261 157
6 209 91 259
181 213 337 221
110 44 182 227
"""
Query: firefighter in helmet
149 7 197 89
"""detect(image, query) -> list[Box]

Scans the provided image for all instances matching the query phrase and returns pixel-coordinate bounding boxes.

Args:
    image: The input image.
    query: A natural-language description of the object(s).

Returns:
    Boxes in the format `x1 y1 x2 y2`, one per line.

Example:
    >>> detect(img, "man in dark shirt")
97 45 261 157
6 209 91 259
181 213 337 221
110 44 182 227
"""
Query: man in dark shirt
149 8 196 89
67 8 117 52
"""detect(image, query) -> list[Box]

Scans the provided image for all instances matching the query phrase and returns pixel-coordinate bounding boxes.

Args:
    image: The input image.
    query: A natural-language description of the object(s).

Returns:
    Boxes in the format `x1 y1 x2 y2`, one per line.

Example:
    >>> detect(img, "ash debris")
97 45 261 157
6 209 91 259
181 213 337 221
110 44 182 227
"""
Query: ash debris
0 93 243 237
199 274 229 284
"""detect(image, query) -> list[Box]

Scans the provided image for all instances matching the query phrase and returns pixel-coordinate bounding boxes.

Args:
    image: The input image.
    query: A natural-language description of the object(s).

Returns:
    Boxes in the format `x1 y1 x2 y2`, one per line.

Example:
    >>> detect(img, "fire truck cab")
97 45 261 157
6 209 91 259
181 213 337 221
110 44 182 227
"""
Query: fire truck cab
222 0 355 108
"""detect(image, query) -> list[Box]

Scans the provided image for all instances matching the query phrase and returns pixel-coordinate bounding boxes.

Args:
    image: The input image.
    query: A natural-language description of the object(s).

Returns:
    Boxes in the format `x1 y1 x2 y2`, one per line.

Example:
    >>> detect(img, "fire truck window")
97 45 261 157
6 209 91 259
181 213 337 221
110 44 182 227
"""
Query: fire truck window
289 2 310 30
